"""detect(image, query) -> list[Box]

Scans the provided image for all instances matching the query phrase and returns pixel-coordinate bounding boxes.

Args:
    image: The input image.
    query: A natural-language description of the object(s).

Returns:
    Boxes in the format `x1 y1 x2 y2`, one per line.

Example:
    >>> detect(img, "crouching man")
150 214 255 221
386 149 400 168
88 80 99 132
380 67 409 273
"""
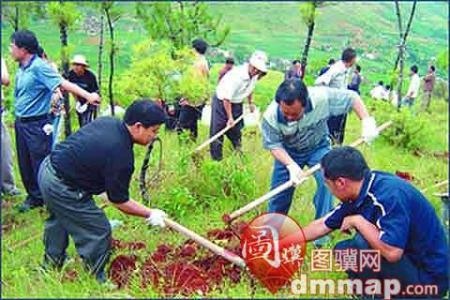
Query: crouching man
302 146 449 298
38 99 168 282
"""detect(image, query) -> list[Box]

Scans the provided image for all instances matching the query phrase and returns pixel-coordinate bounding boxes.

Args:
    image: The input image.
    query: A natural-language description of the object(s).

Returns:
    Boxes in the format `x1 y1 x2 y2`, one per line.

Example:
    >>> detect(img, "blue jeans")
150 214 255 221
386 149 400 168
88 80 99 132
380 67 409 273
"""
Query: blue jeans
335 234 448 298
268 140 333 220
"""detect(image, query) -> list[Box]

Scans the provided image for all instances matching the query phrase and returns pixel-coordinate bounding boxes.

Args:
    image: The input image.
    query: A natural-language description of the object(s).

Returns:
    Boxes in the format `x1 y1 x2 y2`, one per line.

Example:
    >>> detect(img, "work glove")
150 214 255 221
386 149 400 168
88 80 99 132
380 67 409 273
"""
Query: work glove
146 209 167 228
361 117 379 144
287 163 304 185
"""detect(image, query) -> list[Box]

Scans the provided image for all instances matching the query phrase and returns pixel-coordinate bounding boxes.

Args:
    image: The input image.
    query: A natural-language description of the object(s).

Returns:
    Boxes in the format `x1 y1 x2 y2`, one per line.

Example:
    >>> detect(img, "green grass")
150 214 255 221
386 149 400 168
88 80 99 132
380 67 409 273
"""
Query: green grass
1 2 448 297
2 81 448 297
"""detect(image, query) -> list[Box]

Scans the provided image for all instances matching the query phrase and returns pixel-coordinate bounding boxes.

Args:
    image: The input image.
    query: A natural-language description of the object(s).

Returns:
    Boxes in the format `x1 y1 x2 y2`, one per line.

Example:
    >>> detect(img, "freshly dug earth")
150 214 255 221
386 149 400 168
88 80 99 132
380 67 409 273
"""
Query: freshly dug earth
109 221 248 296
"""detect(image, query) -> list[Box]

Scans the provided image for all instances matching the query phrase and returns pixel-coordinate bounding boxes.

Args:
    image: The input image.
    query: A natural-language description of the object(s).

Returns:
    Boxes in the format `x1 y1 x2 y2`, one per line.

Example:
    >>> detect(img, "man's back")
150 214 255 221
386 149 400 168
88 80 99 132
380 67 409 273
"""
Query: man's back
368 172 448 284
50 117 134 197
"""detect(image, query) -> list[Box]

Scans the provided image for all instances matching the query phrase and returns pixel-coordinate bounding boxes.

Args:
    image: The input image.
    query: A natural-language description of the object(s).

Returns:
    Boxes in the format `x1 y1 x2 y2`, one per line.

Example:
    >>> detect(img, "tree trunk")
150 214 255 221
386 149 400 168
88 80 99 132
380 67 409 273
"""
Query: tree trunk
14 4 19 31
300 2 316 79
60 22 72 136
393 0 418 71
395 0 404 111
105 8 115 116
95 13 104 119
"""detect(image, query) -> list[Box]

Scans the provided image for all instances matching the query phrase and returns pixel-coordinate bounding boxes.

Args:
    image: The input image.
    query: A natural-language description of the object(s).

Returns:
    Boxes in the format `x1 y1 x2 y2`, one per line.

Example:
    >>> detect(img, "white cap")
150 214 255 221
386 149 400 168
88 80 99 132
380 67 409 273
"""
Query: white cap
71 54 89 67
249 50 268 73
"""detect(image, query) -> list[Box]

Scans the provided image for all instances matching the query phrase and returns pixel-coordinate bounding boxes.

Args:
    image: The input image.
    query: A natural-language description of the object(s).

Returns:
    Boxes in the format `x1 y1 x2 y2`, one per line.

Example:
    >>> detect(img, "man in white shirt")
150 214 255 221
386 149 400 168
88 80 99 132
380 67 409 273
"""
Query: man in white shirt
315 48 357 145
401 65 420 108
210 50 268 161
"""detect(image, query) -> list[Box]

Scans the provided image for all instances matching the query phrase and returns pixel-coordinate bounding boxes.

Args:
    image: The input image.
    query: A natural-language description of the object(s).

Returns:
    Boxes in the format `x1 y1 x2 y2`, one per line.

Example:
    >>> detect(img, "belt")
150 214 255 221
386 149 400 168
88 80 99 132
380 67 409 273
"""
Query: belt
16 113 49 123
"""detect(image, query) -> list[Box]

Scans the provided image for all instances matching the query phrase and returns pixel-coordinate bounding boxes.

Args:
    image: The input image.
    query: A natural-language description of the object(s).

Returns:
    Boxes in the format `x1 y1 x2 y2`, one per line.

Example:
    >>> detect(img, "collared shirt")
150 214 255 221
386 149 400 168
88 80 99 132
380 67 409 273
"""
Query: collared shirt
50 117 134 203
216 63 258 103
315 60 349 89
261 87 357 153
14 55 62 117
407 73 420 98
324 171 449 284
67 69 99 104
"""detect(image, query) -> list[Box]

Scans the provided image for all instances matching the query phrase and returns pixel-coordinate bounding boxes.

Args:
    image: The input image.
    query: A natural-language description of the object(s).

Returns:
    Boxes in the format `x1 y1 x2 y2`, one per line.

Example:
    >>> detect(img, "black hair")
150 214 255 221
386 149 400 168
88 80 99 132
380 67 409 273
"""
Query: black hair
410 65 418 74
275 79 309 107
378 81 384 86
321 146 370 181
192 39 208 55
292 59 301 65
341 48 357 63
225 57 235 64
328 58 335 65
385 85 391 90
356 65 361 72
124 99 166 128
430 65 435 72
37 46 45 58
11 30 39 54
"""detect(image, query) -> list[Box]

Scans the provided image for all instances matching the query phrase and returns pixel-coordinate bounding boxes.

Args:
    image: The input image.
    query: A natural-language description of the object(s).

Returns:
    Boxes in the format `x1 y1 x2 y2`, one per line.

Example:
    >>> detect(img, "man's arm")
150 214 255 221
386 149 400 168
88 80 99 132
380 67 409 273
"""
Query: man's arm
1 59 10 86
302 217 333 241
341 215 404 263
223 99 234 126
112 199 152 218
270 148 296 166
60 79 100 105
351 95 370 120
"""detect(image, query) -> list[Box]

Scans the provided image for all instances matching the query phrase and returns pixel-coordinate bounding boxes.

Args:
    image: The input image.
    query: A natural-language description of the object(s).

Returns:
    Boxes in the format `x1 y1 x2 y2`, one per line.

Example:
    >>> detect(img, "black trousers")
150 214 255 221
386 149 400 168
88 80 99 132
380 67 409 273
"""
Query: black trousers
15 115 52 205
209 95 243 161
177 104 204 140
327 114 347 145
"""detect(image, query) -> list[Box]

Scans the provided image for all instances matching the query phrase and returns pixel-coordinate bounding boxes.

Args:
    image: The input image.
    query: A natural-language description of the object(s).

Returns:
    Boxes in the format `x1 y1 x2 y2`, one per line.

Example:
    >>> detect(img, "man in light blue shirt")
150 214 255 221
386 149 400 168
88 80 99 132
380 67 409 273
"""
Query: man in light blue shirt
261 79 378 247
10 30 101 212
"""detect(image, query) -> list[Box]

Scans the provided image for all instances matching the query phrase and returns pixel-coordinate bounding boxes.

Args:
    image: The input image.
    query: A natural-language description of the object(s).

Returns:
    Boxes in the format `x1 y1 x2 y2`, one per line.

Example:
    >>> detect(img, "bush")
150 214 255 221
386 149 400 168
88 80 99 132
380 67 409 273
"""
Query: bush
367 101 427 152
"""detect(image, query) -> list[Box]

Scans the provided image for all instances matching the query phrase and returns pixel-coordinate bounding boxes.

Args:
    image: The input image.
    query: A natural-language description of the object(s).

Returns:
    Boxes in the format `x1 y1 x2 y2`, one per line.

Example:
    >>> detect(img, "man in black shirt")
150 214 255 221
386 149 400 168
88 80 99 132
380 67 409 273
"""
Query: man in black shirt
37 99 167 282
67 55 99 127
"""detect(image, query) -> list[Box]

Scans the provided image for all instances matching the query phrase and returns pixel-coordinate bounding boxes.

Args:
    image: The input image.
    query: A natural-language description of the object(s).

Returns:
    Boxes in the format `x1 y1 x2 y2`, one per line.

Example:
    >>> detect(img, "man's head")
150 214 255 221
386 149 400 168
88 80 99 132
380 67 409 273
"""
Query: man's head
124 99 166 145
321 146 370 201
71 55 89 75
429 65 435 73
328 58 336 66
275 79 310 122
249 50 268 76
378 81 384 86
341 48 357 68
10 30 39 61
192 39 208 55
225 57 235 66
292 59 301 69
355 65 361 73
410 65 418 75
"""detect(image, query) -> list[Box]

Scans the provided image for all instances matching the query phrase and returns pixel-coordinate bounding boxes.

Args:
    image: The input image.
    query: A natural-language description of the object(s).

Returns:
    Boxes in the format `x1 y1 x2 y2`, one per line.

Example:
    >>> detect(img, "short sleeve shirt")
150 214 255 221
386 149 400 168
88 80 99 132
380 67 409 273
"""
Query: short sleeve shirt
14 55 62 117
50 117 134 203
324 171 449 283
216 63 258 103
67 69 99 103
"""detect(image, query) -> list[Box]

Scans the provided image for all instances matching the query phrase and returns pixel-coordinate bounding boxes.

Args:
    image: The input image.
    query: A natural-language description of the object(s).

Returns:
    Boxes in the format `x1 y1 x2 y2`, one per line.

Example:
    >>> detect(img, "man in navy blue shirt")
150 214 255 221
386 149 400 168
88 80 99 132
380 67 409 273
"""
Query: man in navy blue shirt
10 30 101 212
302 147 449 298
38 100 168 283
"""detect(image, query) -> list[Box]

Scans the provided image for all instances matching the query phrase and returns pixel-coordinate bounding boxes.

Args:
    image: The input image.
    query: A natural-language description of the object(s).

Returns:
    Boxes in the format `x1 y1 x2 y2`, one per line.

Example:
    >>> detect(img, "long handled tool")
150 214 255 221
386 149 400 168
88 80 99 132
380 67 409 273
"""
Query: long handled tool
194 114 245 153
163 218 246 268
224 121 393 223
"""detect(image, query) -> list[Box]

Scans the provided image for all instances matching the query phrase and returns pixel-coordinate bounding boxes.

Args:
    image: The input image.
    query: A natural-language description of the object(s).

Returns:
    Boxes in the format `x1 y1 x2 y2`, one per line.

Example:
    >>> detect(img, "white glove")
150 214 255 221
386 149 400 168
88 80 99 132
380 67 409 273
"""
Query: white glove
287 163 304 185
75 101 88 113
361 117 379 144
146 209 167 228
